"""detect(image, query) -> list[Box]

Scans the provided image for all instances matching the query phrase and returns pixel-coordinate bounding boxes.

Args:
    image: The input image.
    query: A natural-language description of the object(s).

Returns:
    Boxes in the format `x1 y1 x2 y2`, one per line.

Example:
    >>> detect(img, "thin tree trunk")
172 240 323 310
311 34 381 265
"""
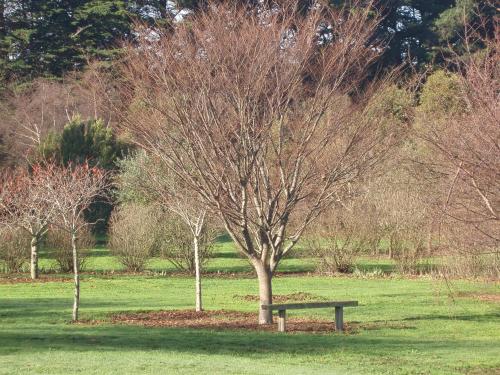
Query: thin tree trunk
254 261 273 324
30 236 38 280
71 231 80 322
193 234 202 312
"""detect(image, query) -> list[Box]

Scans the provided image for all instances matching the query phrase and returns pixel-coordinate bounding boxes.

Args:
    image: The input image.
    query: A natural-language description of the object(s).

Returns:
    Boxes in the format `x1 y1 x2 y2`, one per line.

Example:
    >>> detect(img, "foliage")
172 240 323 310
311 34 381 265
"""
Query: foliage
0 226 30 273
418 70 466 118
306 196 383 274
434 0 476 42
37 115 129 233
388 230 427 275
38 116 128 169
115 150 153 205
440 251 500 279
45 226 94 273
0 0 132 80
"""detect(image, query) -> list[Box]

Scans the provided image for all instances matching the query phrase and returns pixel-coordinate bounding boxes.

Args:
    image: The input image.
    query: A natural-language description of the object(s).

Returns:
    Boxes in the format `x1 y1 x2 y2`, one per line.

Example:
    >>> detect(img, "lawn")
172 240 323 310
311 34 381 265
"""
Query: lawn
0 243 499 375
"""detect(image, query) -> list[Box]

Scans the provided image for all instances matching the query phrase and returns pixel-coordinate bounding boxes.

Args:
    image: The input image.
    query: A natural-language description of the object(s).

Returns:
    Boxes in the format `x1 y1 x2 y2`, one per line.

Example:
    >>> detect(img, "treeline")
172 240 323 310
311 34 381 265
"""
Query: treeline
0 0 496 83
0 0 497 167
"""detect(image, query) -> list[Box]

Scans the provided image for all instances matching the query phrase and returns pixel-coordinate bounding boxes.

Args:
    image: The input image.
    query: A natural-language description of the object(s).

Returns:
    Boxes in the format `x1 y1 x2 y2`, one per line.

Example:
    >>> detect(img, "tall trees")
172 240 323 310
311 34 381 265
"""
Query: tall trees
121 1 396 324
0 0 131 81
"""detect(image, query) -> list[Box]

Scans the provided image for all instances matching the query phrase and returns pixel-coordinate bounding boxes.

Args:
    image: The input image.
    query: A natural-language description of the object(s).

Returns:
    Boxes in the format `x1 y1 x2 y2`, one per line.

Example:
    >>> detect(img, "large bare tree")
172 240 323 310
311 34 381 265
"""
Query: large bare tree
120 1 396 323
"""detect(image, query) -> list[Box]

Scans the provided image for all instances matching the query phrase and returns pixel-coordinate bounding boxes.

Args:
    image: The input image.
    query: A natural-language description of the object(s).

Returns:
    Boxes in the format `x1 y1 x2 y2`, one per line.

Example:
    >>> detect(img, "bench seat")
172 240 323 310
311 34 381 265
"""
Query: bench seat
261 300 358 332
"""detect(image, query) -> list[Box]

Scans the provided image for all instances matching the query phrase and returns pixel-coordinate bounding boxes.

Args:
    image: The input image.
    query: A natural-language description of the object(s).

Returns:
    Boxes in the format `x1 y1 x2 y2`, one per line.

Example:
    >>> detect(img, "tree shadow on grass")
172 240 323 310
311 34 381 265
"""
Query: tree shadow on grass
1 297 497 359
0 323 496 359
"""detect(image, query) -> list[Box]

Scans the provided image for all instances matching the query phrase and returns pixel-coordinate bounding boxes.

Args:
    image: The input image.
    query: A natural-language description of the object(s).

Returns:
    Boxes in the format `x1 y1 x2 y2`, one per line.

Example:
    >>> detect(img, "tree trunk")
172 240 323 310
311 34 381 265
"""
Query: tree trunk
254 262 273 324
30 236 38 280
193 234 202 312
71 232 80 322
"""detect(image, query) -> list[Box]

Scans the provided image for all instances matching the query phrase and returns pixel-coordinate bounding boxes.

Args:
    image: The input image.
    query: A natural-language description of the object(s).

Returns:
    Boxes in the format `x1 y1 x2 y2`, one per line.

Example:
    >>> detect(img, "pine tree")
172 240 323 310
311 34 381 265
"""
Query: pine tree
0 1 131 81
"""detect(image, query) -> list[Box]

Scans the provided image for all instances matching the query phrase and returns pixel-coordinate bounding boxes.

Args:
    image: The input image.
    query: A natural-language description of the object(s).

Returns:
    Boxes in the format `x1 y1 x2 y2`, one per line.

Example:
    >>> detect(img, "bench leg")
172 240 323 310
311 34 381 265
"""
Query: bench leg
335 306 344 332
278 310 286 332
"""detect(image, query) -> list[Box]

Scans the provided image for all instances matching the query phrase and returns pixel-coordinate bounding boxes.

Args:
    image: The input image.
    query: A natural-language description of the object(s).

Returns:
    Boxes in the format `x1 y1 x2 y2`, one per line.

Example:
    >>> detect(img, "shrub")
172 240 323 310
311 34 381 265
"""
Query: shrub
155 215 216 273
309 235 363 274
440 250 499 279
306 207 375 274
45 226 94 273
366 84 415 125
388 230 427 275
108 204 158 272
418 70 466 118
0 227 31 273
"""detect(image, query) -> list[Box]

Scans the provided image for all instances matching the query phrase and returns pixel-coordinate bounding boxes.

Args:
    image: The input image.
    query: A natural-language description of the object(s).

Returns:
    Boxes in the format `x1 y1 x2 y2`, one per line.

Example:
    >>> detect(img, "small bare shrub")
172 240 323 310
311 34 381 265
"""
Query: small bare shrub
45 226 94 273
108 204 158 272
0 227 31 273
307 207 372 274
155 215 216 274
442 253 499 280
309 236 363 274
388 230 427 275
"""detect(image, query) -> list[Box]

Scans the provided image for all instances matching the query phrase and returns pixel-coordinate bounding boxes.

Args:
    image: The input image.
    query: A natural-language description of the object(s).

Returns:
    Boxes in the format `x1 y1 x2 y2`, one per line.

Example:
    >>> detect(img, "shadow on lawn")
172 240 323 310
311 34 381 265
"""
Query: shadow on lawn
0 323 496 358
1 297 497 358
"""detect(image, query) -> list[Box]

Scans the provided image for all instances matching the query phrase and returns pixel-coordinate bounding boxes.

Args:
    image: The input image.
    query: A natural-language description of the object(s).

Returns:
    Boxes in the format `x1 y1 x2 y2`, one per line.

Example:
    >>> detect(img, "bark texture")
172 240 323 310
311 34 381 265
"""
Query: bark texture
71 232 80 322
30 236 38 280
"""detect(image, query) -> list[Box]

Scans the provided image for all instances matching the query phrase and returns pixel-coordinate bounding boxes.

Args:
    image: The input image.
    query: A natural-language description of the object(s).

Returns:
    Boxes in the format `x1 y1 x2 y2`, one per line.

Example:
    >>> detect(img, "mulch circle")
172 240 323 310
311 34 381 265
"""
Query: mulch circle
234 292 327 303
109 309 351 333
0 276 73 284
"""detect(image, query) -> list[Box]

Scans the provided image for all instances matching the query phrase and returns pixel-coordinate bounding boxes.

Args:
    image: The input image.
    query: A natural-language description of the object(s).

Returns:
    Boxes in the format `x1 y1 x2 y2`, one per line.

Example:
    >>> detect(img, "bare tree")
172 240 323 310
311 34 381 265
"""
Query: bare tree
117 152 214 311
39 162 108 321
0 166 56 279
120 1 395 323
420 16 499 254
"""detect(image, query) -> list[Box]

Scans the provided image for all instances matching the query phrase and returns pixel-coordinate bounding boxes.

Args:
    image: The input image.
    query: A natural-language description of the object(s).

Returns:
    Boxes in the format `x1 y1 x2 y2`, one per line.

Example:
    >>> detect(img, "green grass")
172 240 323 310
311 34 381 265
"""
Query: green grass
1 241 499 374
38 237 403 275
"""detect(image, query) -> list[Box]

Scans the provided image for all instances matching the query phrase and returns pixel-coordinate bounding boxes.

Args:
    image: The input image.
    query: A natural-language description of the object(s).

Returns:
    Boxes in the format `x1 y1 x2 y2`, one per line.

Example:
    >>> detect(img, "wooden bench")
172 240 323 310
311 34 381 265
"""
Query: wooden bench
261 301 358 333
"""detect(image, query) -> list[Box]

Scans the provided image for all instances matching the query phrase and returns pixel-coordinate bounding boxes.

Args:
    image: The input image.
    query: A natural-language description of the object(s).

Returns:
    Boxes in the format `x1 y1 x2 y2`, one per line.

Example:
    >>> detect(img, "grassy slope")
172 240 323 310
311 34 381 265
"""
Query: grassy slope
1 244 499 375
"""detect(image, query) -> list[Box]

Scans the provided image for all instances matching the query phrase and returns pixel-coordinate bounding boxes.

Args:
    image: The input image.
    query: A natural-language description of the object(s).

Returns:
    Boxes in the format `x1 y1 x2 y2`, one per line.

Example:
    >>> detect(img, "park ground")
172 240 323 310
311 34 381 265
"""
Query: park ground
0 239 499 375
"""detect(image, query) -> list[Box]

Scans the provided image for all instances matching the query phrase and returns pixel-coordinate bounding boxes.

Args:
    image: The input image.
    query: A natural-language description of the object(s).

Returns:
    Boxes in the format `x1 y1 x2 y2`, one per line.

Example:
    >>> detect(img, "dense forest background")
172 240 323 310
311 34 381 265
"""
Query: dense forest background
0 1 496 82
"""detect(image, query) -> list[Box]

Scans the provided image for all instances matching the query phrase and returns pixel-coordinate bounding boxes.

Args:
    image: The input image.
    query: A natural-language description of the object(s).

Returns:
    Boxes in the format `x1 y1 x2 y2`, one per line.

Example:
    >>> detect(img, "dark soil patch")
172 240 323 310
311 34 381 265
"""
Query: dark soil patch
456 292 500 303
0 276 72 284
109 309 351 333
234 292 327 303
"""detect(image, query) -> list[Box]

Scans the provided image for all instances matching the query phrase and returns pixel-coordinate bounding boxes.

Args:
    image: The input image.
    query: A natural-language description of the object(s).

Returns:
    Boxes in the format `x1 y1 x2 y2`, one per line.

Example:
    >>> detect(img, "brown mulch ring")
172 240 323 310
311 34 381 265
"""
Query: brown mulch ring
456 292 500 303
0 276 72 284
234 292 327 303
108 309 355 333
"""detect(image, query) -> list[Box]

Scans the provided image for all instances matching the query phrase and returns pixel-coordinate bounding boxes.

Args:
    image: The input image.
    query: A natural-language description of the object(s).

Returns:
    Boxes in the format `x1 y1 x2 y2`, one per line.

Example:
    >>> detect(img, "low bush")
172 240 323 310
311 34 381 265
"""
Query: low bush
0 227 30 273
108 204 158 272
440 250 499 279
309 236 362 274
155 216 216 273
388 230 427 275
45 226 94 273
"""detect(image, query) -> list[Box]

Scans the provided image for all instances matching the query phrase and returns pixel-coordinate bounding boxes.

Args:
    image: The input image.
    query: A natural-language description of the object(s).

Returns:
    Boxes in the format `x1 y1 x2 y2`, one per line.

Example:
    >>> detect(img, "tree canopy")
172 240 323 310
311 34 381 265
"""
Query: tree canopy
0 0 496 84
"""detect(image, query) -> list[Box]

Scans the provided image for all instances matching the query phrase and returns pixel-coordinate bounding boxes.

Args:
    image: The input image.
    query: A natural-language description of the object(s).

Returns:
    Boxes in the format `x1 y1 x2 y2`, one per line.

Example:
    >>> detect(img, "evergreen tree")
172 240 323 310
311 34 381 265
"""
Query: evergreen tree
38 116 128 170
0 1 131 81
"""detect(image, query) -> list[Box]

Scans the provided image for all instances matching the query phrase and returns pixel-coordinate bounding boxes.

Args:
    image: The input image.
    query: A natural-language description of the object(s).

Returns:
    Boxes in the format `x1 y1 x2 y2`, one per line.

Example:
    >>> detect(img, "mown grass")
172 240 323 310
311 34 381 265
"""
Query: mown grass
36 237 402 275
1 239 499 374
